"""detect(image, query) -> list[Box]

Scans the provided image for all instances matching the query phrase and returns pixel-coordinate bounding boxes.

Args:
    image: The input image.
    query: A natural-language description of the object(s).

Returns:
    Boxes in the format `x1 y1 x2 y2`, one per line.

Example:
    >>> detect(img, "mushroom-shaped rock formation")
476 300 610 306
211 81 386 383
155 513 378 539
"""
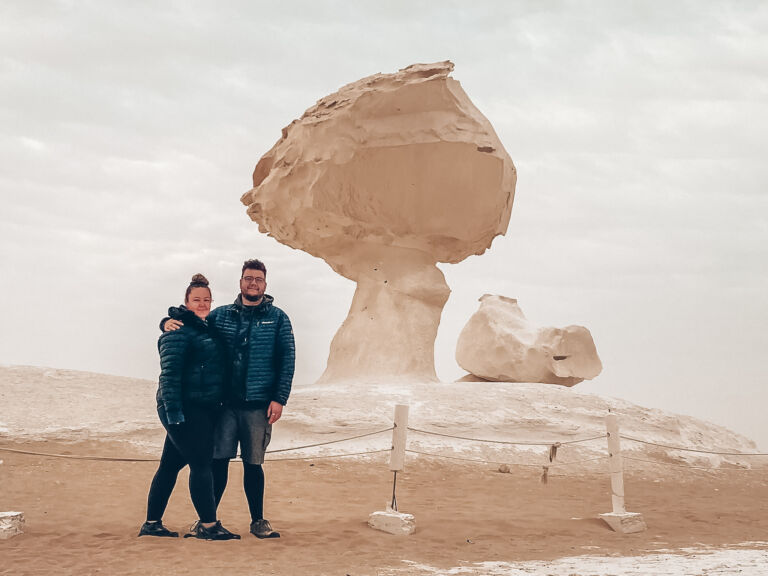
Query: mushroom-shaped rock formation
242 61 516 383
456 295 602 386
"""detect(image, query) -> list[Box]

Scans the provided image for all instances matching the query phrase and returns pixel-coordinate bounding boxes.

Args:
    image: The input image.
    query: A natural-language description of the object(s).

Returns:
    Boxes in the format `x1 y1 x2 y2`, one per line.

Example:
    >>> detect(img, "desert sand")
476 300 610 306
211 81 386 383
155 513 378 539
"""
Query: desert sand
2 438 768 576
2 365 768 575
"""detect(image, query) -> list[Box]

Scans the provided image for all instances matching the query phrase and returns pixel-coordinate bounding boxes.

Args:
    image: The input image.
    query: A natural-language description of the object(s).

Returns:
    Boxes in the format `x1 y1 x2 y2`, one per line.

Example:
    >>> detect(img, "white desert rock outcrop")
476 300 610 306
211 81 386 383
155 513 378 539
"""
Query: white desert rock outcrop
241 61 516 384
1 365 760 469
456 295 602 386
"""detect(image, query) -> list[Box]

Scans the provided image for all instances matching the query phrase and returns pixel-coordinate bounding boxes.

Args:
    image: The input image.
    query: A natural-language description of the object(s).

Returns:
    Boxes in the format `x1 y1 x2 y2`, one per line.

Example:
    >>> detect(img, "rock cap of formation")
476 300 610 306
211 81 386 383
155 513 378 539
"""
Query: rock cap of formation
242 61 516 383
242 60 516 267
456 294 603 386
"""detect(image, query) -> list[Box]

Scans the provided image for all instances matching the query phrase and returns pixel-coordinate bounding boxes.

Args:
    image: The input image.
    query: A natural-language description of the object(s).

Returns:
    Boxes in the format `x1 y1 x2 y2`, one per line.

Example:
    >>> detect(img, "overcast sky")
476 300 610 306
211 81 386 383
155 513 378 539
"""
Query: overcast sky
2 1 767 447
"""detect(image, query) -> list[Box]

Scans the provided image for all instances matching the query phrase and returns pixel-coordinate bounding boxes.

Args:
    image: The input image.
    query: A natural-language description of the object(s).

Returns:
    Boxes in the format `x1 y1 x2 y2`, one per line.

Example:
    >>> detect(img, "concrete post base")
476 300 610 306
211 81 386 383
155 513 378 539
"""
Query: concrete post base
0 511 25 540
599 511 647 534
368 506 415 536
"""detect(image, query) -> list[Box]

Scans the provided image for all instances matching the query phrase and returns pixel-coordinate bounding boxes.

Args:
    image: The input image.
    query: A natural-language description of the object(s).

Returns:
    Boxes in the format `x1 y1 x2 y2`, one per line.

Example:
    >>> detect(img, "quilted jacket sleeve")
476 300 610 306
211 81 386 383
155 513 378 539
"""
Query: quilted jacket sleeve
157 330 188 424
206 306 220 328
274 311 296 405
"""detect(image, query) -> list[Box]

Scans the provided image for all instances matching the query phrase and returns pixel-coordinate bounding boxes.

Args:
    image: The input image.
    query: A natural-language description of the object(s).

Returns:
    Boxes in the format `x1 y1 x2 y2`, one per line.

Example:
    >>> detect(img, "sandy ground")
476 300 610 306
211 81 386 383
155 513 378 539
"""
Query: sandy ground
2 438 768 576
2 366 768 574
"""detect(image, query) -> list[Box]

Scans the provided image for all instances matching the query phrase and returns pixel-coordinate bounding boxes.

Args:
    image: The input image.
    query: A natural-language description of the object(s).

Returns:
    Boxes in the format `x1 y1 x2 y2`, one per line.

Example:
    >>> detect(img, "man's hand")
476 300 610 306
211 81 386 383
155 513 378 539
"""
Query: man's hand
163 319 183 332
267 401 283 425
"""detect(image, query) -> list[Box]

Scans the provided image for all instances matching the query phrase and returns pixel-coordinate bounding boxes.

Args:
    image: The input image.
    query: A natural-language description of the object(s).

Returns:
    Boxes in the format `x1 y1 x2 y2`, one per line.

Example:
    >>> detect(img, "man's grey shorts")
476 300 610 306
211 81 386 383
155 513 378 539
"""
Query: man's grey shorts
214 406 272 465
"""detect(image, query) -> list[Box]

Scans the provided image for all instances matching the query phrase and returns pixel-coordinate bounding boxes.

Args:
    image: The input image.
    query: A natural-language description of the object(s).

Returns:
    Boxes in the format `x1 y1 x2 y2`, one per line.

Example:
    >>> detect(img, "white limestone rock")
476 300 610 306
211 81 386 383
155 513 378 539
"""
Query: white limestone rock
0 511 24 539
241 61 516 384
599 512 647 534
456 295 602 386
1 365 761 468
368 508 416 536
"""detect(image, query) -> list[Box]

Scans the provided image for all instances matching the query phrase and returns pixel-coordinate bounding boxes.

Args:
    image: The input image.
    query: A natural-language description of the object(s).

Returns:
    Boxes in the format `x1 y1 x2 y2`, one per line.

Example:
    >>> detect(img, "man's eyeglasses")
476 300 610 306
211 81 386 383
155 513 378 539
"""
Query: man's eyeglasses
241 276 266 285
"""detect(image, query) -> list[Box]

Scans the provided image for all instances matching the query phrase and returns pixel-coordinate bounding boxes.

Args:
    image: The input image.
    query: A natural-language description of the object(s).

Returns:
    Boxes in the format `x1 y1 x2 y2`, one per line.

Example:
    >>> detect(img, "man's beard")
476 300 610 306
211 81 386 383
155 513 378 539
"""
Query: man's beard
243 292 263 303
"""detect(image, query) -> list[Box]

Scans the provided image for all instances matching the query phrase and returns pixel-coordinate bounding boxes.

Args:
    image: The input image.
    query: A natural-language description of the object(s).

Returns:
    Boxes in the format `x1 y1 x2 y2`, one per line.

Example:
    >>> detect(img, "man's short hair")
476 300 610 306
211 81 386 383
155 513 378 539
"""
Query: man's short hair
242 258 267 278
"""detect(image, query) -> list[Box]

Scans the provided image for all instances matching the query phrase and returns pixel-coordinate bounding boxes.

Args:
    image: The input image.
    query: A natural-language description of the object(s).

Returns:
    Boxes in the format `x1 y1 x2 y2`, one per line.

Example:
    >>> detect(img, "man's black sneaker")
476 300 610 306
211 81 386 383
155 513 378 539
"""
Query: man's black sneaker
183 520 241 541
250 519 280 539
138 520 179 538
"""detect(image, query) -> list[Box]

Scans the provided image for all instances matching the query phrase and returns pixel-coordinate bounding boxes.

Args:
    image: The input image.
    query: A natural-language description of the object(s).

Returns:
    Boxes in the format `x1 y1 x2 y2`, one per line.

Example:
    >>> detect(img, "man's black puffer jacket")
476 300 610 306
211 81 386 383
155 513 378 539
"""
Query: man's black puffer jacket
156 306 228 425
206 294 295 406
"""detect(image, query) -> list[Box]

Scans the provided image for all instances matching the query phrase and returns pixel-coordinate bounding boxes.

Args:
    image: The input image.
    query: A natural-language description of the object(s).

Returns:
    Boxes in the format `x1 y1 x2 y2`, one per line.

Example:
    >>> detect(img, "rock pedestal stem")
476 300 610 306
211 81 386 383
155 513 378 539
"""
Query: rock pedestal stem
319 246 449 383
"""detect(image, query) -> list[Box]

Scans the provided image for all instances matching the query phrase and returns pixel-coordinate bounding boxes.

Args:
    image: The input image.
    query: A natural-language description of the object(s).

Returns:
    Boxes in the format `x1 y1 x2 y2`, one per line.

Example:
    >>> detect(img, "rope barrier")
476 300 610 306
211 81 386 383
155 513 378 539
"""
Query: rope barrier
0 426 394 463
623 454 764 472
4 425 762 472
266 426 394 454
0 446 159 462
407 427 606 446
619 435 768 457
0 444 391 463
405 448 609 469
266 449 390 462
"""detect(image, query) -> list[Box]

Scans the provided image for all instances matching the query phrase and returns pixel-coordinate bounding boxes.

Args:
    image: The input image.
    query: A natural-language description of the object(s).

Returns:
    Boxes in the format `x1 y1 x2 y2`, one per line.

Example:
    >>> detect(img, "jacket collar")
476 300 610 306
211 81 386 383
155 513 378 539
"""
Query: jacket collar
168 305 208 327
233 293 274 312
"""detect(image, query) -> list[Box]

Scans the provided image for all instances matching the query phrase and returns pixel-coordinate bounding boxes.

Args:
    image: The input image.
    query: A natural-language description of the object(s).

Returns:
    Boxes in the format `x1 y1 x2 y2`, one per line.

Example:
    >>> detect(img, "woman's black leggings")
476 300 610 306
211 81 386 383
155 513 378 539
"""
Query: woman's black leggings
146 404 218 524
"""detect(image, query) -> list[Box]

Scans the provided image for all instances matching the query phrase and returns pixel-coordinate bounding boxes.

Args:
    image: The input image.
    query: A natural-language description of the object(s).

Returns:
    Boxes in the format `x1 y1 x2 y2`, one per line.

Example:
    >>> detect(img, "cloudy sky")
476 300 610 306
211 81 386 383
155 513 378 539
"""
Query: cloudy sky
2 1 767 447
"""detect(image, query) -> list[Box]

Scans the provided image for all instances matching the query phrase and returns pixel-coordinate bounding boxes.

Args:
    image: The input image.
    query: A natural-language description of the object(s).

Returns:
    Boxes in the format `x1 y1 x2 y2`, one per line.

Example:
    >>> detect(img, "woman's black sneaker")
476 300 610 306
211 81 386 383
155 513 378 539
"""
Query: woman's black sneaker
183 520 241 541
138 520 179 538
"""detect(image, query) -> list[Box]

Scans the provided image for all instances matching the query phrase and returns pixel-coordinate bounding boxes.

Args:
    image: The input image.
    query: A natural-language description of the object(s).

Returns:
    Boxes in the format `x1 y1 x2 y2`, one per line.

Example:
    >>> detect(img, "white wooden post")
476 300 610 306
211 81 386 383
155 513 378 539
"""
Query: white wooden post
368 404 415 535
606 413 626 513
599 411 647 534
389 404 409 472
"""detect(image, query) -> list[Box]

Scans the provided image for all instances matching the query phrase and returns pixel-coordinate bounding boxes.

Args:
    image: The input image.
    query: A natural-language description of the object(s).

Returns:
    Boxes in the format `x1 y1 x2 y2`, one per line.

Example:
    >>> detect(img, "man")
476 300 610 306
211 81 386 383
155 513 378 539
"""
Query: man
163 258 295 538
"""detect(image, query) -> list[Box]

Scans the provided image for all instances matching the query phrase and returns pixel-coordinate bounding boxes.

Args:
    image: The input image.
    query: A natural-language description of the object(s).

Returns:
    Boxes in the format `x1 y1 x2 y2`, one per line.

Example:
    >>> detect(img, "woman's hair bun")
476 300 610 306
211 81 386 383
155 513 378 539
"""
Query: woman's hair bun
190 273 209 286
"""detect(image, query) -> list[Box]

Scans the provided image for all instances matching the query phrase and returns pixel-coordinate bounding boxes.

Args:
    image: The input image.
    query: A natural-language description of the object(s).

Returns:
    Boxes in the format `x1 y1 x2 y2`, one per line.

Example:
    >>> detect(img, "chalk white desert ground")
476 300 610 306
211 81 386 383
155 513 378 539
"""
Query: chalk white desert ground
1 364 767 575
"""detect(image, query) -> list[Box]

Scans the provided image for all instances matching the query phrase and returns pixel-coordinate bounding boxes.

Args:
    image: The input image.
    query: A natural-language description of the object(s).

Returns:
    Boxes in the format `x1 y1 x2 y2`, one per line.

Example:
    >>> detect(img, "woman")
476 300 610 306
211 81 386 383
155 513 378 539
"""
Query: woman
139 274 239 540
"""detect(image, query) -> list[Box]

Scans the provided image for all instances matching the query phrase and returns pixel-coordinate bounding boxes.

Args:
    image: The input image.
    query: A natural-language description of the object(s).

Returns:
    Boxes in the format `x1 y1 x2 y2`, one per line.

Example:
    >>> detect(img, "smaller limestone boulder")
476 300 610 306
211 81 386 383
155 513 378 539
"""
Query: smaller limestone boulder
455 295 602 386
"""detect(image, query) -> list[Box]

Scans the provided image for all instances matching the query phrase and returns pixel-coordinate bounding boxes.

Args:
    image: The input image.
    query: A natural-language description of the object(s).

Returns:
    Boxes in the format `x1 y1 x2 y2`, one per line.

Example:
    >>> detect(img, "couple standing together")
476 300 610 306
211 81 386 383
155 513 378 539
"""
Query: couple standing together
139 259 295 540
